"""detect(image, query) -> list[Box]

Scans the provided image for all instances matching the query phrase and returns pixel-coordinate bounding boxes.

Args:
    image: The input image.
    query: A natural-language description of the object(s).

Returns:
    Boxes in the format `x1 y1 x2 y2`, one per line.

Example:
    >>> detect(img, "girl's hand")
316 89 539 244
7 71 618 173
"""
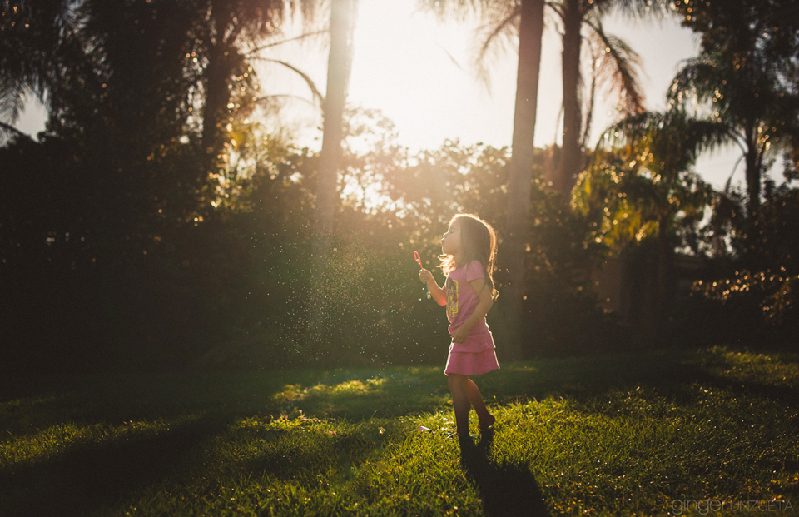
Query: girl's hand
418 269 447 306
419 269 433 284
451 325 469 343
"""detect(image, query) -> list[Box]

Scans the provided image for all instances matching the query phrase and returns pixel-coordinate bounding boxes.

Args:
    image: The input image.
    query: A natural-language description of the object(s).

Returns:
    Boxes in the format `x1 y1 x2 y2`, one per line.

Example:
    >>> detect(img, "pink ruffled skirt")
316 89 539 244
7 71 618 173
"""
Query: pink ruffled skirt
444 345 500 376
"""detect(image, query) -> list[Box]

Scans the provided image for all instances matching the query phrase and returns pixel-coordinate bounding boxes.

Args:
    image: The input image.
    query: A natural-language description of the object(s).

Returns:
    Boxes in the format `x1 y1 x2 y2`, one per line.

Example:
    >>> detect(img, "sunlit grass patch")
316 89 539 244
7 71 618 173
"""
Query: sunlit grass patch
274 377 388 405
269 367 449 420
0 416 200 470
695 345 799 386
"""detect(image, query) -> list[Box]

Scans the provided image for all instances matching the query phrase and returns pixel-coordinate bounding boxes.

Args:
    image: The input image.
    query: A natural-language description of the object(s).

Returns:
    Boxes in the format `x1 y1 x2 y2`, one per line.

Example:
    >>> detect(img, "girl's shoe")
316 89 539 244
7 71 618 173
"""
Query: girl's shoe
458 433 477 449
479 414 495 434
447 430 476 441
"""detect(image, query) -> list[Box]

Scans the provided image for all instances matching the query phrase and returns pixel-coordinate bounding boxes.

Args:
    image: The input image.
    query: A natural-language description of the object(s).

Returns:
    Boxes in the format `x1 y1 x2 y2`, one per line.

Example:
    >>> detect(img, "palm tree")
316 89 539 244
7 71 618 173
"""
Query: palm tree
504 0 545 359
553 0 668 194
186 0 316 171
457 0 652 194
470 0 662 193
557 0 583 194
574 110 728 336
667 49 799 220
0 0 84 140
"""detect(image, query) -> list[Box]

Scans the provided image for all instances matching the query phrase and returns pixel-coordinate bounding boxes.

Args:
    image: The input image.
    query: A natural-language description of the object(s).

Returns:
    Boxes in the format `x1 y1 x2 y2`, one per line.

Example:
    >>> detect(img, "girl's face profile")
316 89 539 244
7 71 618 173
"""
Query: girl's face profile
441 221 461 256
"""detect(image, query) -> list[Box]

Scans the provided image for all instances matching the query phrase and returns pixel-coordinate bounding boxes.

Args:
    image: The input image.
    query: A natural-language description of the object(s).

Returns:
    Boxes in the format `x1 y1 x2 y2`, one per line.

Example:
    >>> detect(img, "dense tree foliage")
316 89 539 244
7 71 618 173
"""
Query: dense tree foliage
660 0 799 342
575 110 728 339
668 0 799 218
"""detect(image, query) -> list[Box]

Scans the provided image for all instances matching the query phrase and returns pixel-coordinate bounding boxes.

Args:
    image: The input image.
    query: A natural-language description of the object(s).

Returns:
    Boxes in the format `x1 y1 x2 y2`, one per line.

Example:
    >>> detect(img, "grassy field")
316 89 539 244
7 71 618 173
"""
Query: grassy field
1 345 798 516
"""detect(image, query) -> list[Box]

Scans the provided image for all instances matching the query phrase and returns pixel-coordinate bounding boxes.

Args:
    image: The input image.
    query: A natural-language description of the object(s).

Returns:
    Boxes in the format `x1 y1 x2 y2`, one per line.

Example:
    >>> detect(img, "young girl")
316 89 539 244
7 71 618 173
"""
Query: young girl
418 214 499 447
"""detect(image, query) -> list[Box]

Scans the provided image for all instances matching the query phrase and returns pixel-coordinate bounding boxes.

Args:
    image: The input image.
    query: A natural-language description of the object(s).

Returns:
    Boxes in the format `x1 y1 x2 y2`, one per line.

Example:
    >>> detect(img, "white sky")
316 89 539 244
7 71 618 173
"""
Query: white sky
16 0 774 190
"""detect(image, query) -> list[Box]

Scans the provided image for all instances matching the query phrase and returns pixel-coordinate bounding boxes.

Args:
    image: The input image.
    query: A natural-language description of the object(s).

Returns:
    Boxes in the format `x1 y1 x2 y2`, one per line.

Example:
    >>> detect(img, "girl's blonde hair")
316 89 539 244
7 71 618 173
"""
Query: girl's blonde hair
440 214 498 300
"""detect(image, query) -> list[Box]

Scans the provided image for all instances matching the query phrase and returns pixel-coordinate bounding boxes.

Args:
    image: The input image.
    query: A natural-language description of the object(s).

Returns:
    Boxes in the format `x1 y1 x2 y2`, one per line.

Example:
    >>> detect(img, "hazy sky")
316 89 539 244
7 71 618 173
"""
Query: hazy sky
17 1 765 189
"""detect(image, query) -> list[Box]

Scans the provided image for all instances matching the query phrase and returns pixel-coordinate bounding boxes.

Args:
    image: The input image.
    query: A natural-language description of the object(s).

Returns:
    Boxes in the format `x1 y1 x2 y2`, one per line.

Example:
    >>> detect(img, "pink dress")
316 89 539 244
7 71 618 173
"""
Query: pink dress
443 261 500 376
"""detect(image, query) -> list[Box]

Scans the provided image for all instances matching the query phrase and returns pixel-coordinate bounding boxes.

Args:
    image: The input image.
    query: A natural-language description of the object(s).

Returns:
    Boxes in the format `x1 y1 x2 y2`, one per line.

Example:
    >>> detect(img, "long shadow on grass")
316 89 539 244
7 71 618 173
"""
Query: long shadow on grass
0 414 229 517
461 435 550 517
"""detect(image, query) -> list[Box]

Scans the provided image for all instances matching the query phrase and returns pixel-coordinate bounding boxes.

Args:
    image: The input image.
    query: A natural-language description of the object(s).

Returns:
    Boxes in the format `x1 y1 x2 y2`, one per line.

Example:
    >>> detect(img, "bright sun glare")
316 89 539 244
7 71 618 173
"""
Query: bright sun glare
260 1 554 153
348 2 521 151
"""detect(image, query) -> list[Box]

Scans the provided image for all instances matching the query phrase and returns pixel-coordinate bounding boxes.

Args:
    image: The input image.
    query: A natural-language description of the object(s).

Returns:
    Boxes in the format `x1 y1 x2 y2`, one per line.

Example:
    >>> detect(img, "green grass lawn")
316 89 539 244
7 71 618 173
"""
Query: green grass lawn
2 346 798 516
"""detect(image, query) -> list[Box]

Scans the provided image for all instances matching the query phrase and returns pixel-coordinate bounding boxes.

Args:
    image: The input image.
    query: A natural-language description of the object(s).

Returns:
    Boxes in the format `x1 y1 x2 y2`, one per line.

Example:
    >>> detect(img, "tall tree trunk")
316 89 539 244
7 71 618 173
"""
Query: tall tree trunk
201 5 233 174
744 124 761 220
202 45 230 168
504 0 544 360
315 0 354 241
557 0 582 195
308 0 356 357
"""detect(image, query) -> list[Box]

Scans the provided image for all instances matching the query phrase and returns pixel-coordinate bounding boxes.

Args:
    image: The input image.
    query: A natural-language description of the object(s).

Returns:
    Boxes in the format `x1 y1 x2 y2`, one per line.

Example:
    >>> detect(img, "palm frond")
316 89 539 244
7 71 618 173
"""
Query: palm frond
596 0 671 19
472 3 522 91
437 44 468 74
599 110 731 180
598 110 653 149
581 50 598 147
679 117 732 156
251 58 324 106
416 0 496 22
0 120 30 146
285 0 318 27
666 58 724 108
546 1 564 21
586 17 645 116
0 79 27 124
247 30 328 56
255 93 318 109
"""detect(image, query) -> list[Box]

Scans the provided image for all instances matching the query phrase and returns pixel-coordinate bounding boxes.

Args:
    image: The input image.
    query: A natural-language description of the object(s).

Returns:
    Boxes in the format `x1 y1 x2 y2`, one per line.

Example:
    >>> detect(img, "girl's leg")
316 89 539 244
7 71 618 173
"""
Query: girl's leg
447 374 471 439
465 379 495 432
